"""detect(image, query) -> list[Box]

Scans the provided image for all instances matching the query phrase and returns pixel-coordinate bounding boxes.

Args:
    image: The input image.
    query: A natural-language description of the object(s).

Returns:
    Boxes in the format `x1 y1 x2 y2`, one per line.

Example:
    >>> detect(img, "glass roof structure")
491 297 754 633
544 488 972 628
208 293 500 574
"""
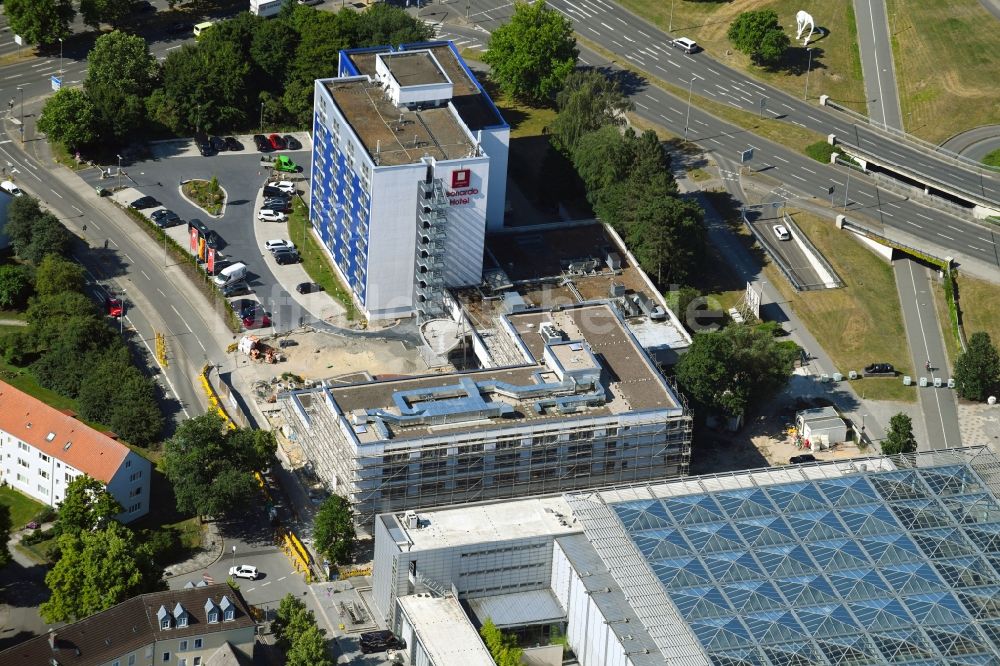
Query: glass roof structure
569 449 1000 666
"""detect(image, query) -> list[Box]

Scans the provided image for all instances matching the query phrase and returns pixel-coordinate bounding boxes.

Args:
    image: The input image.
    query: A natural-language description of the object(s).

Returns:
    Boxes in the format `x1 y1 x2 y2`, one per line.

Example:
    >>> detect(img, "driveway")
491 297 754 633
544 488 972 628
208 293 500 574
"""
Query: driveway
78 134 324 334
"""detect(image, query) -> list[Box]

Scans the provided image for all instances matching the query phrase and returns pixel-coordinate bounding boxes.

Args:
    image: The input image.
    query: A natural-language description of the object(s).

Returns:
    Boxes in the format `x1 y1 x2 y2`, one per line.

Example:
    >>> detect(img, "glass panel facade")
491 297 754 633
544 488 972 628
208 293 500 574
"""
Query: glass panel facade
610 463 1000 664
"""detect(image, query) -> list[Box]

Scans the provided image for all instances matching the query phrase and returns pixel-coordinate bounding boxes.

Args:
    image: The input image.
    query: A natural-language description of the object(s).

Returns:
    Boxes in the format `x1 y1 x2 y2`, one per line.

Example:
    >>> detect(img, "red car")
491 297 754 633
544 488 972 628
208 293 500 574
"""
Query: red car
243 309 271 329
105 293 125 318
268 133 287 150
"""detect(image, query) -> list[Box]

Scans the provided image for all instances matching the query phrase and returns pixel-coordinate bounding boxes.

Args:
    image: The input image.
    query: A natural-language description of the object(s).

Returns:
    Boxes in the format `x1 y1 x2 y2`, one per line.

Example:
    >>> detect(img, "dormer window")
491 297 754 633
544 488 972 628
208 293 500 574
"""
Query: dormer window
220 595 235 622
156 605 171 630
204 598 220 624
173 602 189 628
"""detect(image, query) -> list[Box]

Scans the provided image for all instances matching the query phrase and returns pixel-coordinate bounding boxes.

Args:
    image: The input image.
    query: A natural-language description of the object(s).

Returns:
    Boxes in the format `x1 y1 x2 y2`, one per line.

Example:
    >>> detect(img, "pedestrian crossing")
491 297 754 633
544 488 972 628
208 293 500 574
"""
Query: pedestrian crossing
428 24 488 53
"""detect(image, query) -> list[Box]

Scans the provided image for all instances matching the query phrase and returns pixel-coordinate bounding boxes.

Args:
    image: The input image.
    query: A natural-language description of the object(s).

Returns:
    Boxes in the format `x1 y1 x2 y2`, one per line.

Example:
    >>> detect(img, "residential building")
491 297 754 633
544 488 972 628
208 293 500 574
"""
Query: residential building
280 302 692 527
309 41 509 320
0 583 256 665
372 447 1000 665
0 380 152 521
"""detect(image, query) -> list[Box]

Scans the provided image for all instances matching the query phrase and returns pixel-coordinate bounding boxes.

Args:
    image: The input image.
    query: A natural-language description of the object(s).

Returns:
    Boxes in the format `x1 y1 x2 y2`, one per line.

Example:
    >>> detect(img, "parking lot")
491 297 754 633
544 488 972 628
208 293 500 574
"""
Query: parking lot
82 133 345 333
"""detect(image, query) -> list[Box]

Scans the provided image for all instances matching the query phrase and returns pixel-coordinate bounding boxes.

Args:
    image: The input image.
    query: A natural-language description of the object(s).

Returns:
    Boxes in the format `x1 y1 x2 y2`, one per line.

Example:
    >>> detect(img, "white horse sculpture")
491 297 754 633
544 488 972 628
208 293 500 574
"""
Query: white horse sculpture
796 10 815 45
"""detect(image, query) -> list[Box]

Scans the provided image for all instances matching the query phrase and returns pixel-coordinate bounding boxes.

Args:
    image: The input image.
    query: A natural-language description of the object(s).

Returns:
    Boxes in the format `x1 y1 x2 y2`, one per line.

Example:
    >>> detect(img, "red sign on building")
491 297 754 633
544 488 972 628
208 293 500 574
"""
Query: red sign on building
189 226 199 252
206 247 216 274
451 168 471 189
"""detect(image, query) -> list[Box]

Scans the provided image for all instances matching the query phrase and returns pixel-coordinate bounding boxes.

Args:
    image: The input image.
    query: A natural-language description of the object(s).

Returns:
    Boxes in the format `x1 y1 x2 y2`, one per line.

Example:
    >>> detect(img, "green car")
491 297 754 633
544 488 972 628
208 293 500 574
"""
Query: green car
274 155 299 173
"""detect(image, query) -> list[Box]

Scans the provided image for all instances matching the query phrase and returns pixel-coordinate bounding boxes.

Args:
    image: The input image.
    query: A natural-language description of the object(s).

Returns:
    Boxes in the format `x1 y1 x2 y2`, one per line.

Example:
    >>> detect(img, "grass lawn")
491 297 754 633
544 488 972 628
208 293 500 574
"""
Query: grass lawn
0 486 46 527
956 273 1000 348
984 148 1000 169
286 198 357 320
765 209 915 402
888 0 1000 143
932 278 961 372
0 310 27 321
614 0 866 112
182 179 225 216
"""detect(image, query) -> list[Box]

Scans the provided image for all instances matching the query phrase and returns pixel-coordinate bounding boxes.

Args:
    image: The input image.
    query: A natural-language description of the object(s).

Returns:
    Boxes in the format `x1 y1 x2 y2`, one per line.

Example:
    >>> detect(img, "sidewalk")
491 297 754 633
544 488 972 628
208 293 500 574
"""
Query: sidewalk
162 520 225 579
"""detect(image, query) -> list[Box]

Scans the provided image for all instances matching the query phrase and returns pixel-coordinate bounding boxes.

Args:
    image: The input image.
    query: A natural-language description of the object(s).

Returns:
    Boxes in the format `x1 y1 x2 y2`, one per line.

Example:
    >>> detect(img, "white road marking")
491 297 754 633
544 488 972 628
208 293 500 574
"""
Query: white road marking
141 270 151 280
50 188 63 198
773 155 789 163
937 233 954 240
800 167 816 174
262 581 271 586
636 102 649 110
915 212 933 220
124 253 133 262
790 174 807 182
157 288 166 297
170 304 193 333
278 576 287 582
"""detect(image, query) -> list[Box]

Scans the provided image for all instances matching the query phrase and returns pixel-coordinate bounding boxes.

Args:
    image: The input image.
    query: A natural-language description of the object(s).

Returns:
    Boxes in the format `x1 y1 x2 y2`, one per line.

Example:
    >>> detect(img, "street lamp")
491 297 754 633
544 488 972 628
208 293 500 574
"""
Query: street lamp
119 289 126 334
803 48 814 100
116 154 122 192
59 37 63 75
17 87 23 143
684 74 702 140
669 0 676 32
231 545 237 569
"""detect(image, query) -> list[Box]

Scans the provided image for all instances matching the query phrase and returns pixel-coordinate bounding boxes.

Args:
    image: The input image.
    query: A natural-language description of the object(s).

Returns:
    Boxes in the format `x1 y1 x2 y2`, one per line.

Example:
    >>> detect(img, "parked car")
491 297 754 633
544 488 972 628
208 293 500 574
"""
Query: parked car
0 180 23 197
262 185 289 198
196 136 215 156
129 195 159 209
231 299 259 318
670 37 700 53
189 218 221 249
283 134 302 150
243 308 271 329
221 281 252 297
228 565 259 580
105 293 125 318
263 197 290 212
360 631 405 655
789 454 817 464
210 135 226 152
224 136 243 151
772 224 791 241
265 239 295 253
273 155 299 173
296 282 323 294
258 209 287 223
273 248 301 265
273 180 296 195
267 133 287 150
253 134 271 152
864 362 895 375
151 209 179 223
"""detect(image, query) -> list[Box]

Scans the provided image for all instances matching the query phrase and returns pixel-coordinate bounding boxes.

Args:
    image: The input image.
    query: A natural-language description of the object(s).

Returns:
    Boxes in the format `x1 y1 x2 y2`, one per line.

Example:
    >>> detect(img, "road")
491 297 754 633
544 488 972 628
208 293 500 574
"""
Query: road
893 257 962 450
454 0 1000 214
853 0 903 130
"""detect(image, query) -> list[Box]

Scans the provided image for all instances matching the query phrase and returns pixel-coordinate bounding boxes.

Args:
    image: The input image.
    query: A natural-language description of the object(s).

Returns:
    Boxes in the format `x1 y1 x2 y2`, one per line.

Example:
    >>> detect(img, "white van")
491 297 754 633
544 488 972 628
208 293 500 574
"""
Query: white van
213 262 247 287
0 180 23 197
193 21 215 39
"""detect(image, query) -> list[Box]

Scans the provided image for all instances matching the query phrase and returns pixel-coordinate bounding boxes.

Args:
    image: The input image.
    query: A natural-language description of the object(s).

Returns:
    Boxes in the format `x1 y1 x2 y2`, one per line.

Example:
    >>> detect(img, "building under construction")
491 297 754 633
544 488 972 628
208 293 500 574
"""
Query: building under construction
279 303 692 526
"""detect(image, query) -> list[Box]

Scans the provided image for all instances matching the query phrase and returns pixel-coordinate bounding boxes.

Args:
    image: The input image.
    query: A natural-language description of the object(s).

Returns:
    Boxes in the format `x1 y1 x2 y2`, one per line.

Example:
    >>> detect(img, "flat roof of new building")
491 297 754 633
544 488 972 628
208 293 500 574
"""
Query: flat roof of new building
323 78 476 166
379 50 449 87
315 303 680 442
385 494 579 551
344 43 504 131
397 595 494 666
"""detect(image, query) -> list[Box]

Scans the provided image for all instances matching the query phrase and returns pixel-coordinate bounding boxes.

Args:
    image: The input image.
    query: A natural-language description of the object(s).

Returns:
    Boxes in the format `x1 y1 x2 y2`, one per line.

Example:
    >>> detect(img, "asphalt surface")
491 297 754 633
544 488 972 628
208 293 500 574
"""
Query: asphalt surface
893 257 962 451
454 0 1000 214
941 125 1000 163
853 0 903 130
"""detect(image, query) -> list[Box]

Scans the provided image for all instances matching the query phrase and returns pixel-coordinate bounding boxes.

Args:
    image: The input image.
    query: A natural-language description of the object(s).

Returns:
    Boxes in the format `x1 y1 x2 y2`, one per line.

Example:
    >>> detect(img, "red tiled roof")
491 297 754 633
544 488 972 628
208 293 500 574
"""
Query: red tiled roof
0 380 130 483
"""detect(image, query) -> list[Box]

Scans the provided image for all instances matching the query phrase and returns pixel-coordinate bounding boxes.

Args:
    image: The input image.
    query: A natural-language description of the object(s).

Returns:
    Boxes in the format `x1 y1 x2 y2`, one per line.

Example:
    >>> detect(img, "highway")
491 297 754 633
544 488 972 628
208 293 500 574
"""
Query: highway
461 0 1000 212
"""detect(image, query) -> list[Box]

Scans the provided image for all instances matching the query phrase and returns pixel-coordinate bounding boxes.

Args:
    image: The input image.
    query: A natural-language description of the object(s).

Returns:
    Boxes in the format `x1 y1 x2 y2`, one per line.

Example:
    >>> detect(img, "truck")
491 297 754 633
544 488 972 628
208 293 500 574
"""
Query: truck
249 0 290 17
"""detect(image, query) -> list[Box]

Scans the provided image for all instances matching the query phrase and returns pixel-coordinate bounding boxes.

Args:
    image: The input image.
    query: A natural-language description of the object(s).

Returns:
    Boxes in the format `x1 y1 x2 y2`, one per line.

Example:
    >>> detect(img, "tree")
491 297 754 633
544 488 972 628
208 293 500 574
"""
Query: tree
881 412 917 456
954 331 1000 402
313 495 355 565
23 213 74 264
79 0 136 28
38 87 98 151
480 618 524 666
154 41 251 134
4 0 74 46
0 264 34 310
550 70 632 156
107 372 163 447
84 30 158 140
35 254 85 297
675 324 799 418
483 0 578 104
26 292 99 348
0 504 11 569
40 522 160 623
163 413 276 517
4 196 46 258
55 475 124 537
286 625 333 666
726 10 790 67
273 593 310 649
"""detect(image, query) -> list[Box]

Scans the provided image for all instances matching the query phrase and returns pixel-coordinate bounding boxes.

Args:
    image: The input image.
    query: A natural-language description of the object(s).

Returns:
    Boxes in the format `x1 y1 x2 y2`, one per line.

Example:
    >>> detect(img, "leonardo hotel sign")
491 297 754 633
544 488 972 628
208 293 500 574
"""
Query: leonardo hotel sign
448 168 480 206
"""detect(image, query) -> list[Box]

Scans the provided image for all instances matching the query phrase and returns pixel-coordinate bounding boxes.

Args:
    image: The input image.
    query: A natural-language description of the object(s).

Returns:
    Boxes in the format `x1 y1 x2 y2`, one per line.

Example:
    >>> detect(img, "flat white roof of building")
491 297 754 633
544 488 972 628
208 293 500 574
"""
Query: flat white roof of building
397 594 493 666
468 589 565 629
391 495 579 551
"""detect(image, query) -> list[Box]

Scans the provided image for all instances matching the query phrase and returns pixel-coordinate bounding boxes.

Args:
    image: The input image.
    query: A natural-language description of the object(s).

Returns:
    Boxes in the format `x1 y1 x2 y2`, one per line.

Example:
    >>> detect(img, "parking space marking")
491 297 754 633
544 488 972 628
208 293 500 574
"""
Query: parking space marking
262 581 271 586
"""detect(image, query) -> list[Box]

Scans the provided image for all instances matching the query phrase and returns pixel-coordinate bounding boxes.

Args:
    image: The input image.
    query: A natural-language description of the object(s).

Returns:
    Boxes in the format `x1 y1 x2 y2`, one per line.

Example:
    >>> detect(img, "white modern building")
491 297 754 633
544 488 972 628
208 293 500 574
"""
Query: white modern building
0 380 152 521
279 302 692 526
310 42 509 320
372 447 1000 666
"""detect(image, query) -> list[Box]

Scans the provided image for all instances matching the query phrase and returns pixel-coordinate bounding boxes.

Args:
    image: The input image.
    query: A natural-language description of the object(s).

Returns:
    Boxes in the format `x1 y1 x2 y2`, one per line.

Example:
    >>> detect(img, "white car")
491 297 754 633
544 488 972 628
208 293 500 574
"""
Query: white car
258 209 287 223
670 37 700 54
265 239 295 253
274 180 296 195
229 564 258 580
772 224 791 241
0 180 23 197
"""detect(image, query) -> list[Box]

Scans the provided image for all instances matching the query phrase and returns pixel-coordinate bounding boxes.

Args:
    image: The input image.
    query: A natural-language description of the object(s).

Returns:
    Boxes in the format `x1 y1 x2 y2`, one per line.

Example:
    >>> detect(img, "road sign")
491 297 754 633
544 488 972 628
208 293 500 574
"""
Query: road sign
14 35 23 46
51 76 61 91
740 148 754 164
